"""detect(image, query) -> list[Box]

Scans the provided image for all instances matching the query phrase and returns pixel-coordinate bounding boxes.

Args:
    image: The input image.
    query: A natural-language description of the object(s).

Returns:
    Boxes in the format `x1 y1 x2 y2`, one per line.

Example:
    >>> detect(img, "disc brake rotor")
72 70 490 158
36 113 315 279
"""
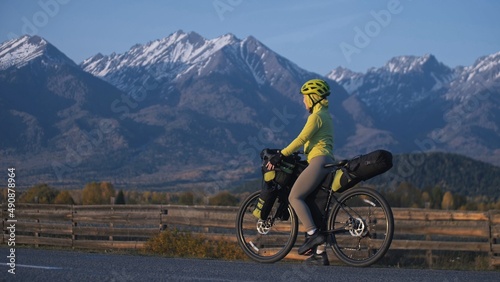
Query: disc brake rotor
349 217 368 237
256 219 272 235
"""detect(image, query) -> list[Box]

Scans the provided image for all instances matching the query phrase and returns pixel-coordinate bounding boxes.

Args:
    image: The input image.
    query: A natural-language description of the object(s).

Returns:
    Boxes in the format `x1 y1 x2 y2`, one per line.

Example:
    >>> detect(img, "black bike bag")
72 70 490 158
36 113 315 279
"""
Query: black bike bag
324 149 393 192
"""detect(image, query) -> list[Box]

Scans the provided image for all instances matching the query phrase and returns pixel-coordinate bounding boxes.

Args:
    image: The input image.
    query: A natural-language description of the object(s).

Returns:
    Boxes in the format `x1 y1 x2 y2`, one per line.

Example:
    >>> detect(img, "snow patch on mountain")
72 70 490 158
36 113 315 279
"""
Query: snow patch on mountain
383 54 433 73
0 35 47 70
328 54 457 116
0 35 77 72
326 67 364 94
80 30 311 91
445 51 500 101
81 31 240 78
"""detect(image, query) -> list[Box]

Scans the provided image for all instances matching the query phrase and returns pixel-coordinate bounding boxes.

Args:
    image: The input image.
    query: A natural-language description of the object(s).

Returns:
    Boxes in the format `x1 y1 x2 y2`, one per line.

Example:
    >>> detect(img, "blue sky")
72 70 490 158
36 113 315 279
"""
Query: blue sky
1 0 499 74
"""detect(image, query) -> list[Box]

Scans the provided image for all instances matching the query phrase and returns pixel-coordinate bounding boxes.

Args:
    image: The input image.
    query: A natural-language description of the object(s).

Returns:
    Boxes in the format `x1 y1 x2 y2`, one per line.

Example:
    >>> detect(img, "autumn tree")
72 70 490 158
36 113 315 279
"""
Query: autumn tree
208 191 239 206
82 182 115 205
441 191 455 210
421 191 431 208
178 191 194 205
124 191 140 204
54 190 75 205
151 192 168 204
19 184 59 204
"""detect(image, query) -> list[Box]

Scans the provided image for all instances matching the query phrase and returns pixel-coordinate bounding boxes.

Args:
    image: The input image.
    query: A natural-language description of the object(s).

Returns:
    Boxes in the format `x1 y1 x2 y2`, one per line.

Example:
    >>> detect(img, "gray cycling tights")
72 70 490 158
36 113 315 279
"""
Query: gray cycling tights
288 155 333 232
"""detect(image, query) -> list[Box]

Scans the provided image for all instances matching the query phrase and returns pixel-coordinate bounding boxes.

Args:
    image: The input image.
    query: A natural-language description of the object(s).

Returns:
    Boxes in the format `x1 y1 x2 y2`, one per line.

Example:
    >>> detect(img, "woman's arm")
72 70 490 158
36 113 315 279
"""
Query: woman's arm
281 114 322 156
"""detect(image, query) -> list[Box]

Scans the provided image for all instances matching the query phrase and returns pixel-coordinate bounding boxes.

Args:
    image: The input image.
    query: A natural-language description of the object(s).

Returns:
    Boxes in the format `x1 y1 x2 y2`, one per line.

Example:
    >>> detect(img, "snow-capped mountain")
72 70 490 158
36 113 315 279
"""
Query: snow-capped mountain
328 52 500 165
79 30 338 126
0 35 76 71
1 32 499 191
80 31 236 89
81 31 311 101
0 33 354 190
0 35 134 188
447 51 500 100
328 54 455 118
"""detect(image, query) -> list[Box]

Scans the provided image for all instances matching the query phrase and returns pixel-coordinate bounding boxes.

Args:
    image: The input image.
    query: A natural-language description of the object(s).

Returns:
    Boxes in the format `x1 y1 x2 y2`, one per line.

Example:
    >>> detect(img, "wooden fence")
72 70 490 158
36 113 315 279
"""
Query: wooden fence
1 203 499 267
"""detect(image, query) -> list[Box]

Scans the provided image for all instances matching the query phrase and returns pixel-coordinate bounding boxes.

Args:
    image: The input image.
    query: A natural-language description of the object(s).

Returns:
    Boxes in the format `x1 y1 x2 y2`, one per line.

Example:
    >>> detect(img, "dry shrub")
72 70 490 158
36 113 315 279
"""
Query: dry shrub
145 229 246 260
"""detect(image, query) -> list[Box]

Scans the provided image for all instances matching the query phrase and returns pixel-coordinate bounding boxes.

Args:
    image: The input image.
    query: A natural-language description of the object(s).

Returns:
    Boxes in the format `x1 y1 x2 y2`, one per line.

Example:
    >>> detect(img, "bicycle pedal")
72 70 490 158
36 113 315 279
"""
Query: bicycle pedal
300 248 314 256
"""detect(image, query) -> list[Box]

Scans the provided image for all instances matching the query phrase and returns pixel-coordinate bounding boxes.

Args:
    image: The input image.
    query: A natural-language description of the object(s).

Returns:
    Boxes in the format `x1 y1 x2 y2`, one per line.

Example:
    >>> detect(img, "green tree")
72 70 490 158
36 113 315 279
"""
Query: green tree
114 190 126 204
19 184 59 204
384 182 422 208
453 193 467 210
208 191 239 206
430 186 444 209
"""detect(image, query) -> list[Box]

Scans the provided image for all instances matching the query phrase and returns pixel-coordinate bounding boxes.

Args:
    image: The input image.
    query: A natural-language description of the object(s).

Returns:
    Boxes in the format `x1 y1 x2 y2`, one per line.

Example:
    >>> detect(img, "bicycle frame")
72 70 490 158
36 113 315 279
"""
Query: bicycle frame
321 189 362 235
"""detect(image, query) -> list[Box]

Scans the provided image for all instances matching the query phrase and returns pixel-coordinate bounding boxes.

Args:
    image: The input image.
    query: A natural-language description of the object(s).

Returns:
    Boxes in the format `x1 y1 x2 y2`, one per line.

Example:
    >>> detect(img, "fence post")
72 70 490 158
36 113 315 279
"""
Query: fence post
71 204 77 249
160 205 168 232
35 218 40 248
488 210 497 269
109 205 114 243
424 208 433 268
425 234 433 268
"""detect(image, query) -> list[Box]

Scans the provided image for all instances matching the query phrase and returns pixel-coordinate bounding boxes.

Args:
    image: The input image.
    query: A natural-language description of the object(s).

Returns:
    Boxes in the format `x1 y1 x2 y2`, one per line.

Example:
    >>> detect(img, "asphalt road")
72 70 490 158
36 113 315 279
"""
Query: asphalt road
1 247 499 282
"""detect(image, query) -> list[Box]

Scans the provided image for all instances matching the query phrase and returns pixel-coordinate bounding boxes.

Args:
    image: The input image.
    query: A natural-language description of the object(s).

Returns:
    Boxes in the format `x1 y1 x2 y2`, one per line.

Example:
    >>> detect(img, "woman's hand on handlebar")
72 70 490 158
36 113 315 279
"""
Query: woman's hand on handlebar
266 153 283 170
266 162 275 171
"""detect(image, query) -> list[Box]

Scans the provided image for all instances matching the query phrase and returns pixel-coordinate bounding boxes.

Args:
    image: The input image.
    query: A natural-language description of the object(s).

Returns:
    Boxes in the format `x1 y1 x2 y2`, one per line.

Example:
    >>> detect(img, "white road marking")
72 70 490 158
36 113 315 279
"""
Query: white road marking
2 263 63 270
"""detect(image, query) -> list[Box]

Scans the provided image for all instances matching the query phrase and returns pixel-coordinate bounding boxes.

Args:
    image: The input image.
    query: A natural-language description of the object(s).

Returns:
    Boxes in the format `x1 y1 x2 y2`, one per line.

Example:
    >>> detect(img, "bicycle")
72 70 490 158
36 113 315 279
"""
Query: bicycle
235 150 394 267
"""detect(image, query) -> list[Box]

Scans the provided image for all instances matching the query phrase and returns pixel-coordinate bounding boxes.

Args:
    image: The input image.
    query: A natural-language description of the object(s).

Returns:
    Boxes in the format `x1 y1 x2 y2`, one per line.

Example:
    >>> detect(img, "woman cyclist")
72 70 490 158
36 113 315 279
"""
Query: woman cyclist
266 78 334 265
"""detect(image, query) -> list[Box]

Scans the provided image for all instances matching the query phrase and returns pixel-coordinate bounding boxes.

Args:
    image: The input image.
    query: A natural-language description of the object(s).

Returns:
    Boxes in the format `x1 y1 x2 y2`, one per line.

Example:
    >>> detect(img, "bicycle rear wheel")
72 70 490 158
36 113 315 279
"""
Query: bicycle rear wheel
327 186 394 267
235 190 298 263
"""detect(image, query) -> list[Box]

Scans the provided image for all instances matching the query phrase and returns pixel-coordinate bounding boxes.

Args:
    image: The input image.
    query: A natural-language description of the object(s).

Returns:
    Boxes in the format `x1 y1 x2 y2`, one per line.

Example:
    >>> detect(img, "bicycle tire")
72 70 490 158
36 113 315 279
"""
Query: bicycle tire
235 190 298 263
327 186 394 267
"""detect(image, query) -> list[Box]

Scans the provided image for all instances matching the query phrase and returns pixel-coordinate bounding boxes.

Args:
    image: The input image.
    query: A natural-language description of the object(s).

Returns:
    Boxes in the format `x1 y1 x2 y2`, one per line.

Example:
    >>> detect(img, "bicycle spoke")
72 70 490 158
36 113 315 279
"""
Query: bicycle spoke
236 191 298 263
328 187 394 267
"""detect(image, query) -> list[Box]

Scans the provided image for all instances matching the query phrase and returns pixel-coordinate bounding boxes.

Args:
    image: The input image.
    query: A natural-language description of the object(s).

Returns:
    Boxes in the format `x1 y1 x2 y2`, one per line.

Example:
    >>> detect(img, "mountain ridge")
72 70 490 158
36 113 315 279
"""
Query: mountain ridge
327 49 500 165
1 32 499 192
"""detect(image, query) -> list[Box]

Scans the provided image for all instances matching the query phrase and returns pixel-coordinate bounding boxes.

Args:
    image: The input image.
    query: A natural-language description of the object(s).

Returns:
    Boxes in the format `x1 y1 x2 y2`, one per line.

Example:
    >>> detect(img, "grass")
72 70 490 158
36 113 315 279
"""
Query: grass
144 228 247 261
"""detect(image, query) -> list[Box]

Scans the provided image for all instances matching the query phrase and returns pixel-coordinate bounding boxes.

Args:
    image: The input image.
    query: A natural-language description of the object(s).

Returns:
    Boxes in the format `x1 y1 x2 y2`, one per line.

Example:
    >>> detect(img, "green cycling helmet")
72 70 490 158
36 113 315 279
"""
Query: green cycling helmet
300 79 330 97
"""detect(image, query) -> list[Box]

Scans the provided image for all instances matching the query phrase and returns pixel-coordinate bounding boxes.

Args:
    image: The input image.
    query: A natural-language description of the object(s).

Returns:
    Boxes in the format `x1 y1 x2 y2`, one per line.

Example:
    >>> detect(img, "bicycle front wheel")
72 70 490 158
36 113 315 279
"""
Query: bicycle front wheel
235 190 298 263
327 186 394 267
